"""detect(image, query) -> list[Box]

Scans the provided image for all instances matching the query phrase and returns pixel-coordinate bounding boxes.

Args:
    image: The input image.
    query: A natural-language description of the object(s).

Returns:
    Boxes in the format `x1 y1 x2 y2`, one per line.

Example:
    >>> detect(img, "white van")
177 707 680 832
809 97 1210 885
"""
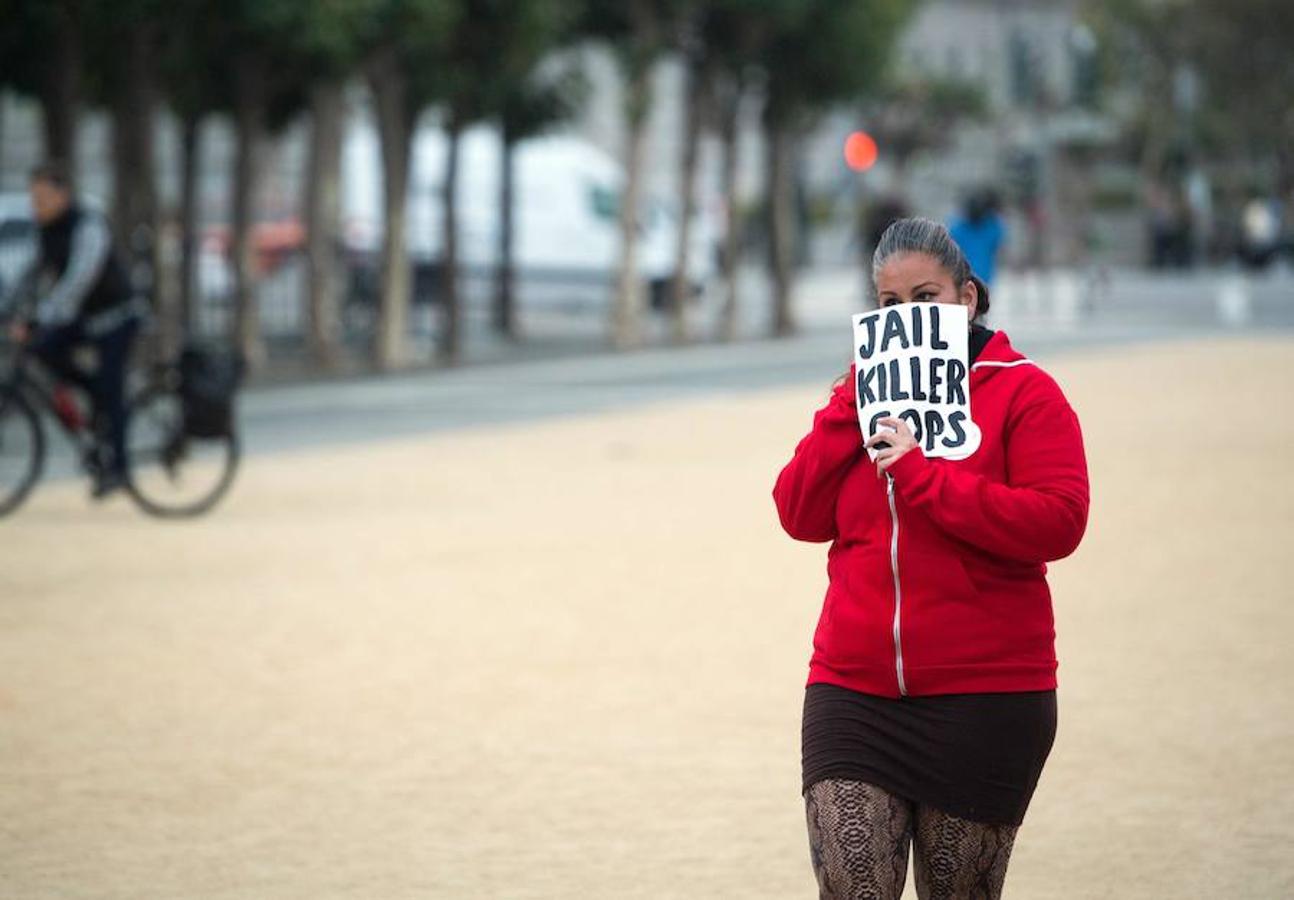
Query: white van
340 117 717 305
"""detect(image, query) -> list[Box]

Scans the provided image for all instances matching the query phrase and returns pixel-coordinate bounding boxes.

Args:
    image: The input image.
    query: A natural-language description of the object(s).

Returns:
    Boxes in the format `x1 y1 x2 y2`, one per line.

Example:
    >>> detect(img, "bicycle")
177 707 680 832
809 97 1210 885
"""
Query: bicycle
0 332 241 518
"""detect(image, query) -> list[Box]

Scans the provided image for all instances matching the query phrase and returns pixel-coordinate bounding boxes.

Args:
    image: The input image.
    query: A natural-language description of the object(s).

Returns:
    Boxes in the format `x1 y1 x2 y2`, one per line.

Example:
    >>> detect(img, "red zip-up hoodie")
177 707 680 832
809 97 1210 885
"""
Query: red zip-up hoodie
773 330 1089 698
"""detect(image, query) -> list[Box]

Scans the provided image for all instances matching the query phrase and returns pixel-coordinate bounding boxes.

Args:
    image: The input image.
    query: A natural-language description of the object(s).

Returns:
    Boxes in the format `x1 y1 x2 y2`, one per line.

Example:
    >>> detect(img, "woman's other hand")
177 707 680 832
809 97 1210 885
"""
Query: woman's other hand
864 416 920 475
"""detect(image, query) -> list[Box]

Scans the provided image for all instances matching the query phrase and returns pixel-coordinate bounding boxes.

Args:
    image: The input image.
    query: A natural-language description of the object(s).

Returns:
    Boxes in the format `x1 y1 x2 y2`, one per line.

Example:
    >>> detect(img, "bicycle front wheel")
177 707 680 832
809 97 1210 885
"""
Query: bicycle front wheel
0 390 44 516
124 386 239 518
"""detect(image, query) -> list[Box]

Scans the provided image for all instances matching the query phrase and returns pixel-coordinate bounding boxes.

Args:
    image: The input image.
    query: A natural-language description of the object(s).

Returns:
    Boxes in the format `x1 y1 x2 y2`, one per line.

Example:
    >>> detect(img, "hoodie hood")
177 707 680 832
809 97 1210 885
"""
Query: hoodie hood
969 330 1033 385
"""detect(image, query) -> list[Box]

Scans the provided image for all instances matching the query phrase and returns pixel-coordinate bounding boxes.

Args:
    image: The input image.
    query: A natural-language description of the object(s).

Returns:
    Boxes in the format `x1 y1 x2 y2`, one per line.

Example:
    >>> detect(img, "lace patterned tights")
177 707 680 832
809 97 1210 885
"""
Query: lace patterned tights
805 778 1018 899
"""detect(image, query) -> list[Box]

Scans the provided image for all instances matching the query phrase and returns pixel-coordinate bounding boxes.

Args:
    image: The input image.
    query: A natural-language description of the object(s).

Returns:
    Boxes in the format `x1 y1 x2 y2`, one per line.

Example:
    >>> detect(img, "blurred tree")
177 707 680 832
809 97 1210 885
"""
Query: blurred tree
148 1 311 368
698 0 802 341
758 0 912 337
1088 0 1294 189
155 1 360 365
422 0 566 362
488 3 584 341
581 0 676 350
390 0 577 361
278 0 371 368
866 79 988 182
494 69 586 340
219 4 309 370
423 4 483 364
84 1 168 350
665 3 706 344
1087 0 1294 267
85 2 162 255
1188 0 1294 195
157 0 232 340
1084 0 1193 191
0 0 85 175
361 0 458 370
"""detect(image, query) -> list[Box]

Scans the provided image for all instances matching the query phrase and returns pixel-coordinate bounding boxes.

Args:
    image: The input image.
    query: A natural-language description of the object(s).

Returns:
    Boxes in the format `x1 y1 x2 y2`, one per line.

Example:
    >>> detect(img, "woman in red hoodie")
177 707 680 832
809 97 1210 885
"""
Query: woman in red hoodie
773 217 1089 899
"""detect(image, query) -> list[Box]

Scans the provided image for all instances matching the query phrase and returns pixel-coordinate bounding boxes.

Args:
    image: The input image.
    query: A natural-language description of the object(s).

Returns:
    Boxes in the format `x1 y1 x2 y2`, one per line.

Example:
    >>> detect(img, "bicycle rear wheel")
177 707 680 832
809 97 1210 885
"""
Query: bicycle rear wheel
0 390 44 516
124 385 239 518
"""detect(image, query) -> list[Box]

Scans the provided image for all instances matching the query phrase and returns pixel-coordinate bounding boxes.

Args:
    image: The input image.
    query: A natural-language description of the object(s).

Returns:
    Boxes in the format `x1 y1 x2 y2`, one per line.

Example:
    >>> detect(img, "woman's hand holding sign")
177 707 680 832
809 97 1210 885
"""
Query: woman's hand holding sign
865 416 919 475
852 303 982 462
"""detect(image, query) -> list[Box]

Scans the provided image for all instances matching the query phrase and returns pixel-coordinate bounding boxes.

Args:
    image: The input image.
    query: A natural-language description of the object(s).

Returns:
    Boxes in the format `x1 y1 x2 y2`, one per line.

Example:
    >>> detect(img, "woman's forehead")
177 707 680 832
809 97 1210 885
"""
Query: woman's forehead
876 252 949 288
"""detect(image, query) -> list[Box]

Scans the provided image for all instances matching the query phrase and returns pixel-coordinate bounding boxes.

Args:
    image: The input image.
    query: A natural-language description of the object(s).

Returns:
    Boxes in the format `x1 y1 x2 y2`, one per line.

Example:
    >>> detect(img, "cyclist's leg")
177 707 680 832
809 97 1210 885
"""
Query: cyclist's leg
87 316 139 478
28 322 91 391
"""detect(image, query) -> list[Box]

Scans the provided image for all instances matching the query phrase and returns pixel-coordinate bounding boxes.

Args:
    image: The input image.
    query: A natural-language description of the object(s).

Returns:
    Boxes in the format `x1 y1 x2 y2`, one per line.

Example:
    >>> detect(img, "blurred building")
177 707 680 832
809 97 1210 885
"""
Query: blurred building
808 0 1122 267
899 0 1093 113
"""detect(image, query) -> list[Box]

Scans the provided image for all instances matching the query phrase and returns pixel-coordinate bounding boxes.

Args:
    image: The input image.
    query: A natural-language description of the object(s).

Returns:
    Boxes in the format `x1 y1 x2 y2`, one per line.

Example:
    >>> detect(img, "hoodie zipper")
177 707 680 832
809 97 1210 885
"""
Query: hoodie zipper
886 473 908 696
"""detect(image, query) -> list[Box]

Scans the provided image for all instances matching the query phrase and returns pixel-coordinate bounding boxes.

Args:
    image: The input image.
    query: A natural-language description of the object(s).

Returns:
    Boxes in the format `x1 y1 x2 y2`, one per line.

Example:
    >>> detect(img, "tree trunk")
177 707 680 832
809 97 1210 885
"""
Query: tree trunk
765 116 796 338
39 3 81 175
613 65 652 350
305 81 344 368
231 62 266 369
1276 140 1294 201
368 50 413 371
716 76 742 342
110 25 159 312
493 125 518 339
668 57 705 344
611 0 658 350
439 114 461 363
178 113 201 339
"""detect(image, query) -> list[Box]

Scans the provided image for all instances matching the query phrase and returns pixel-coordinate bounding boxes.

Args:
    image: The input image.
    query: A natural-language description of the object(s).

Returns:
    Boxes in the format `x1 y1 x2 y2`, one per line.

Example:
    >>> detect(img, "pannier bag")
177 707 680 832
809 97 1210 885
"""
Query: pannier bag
178 344 245 438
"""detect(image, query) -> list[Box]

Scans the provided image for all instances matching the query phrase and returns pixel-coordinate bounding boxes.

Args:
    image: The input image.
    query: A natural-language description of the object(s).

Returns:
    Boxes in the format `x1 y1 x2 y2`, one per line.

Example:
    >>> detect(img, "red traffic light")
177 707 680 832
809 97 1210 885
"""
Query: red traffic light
844 131 878 172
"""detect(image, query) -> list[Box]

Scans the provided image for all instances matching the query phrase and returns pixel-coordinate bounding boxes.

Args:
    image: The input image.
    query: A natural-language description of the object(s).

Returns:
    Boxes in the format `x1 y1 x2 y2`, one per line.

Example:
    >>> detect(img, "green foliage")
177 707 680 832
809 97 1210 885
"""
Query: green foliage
358 0 461 121
156 0 233 120
865 75 988 168
1086 0 1294 174
437 0 573 124
152 0 369 128
760 0 915 128
1187 0 1294 158
501 66 588 143
579 0 678 122
0 0 77 98
701 0 805 75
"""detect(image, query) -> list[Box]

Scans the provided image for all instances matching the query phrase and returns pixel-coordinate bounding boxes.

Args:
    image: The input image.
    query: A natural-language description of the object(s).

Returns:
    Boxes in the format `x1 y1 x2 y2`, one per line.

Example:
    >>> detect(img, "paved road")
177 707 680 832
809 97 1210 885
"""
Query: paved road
33 266 1294 474
238 323 1216 456
238 265 1294 456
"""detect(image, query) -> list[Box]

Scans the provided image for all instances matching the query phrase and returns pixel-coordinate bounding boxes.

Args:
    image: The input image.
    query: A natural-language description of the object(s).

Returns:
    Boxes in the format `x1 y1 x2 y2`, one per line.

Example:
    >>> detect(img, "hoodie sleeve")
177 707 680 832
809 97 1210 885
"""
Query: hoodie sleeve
35 213 111 329
0 260 39 317
884 375 1090 563
772 371 864 543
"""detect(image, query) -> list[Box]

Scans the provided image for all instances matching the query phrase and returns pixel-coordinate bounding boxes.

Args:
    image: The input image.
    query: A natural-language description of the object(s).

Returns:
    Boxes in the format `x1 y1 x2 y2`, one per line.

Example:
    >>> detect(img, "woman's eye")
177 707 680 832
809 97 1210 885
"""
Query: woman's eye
916 291 936 301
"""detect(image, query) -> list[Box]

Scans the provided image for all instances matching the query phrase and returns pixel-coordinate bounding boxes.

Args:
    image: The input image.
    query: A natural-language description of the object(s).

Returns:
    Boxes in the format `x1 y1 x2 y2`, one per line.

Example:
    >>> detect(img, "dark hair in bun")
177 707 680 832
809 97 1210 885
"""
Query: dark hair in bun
872 216 991 320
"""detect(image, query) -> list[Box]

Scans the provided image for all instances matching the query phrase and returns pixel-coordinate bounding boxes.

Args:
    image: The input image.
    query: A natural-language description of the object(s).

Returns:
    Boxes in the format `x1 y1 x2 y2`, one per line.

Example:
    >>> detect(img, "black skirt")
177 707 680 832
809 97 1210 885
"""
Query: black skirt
801 681 1057 827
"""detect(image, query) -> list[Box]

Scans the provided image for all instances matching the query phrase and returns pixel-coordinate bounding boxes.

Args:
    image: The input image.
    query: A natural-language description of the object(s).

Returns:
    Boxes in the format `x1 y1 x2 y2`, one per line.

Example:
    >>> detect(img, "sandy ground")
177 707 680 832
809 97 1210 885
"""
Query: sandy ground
1 336 1291 899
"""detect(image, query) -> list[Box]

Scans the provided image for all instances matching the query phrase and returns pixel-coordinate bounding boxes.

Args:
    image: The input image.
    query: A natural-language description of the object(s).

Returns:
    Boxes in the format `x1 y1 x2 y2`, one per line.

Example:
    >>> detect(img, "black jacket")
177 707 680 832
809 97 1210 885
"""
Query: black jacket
34 204 133 329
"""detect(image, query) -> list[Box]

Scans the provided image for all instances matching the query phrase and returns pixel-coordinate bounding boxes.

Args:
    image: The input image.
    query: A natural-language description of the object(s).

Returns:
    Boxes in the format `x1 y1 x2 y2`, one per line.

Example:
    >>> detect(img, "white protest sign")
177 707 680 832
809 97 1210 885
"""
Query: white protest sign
852 302 981 461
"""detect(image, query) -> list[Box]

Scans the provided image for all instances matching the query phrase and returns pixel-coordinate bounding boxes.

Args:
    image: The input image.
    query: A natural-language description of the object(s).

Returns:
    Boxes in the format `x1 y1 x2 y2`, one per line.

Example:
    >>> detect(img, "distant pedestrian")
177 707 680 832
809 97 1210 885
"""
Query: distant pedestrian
860 195 908 265
774 217 1090 899
949 189 1006 287
857 195 908 307
1239 193 1280 270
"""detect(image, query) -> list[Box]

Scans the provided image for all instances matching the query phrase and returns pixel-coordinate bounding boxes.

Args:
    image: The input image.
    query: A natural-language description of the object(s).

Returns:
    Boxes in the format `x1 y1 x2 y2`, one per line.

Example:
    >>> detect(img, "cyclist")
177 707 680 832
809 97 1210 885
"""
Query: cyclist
5 161 147 498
